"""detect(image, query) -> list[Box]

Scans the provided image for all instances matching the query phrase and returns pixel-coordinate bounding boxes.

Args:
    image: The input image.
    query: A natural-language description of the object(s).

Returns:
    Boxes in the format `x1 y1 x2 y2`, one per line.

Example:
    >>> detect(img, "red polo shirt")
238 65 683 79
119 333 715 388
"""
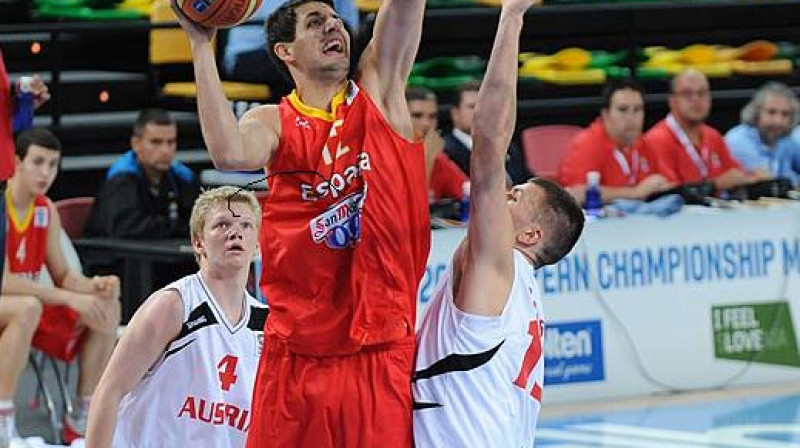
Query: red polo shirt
430 152 468 201
558 118 664 187
0 49 15 181
643 118 740 185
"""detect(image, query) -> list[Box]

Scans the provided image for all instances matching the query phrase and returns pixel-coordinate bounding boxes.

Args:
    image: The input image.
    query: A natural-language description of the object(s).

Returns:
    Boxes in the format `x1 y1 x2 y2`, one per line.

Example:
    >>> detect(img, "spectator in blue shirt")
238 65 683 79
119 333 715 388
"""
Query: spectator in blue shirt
725 82 800 186
222 0 360 98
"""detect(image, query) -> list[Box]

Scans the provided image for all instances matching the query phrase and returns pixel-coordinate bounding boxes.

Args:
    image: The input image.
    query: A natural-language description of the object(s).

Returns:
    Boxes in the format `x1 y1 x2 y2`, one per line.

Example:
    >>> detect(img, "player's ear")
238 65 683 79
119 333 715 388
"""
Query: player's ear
191 235 204 256
274 42 293 63
516 226 542 247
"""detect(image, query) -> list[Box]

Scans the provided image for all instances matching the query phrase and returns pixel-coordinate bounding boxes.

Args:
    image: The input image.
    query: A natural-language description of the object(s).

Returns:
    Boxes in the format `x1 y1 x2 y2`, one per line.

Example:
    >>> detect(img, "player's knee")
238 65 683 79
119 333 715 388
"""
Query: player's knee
16 296 43 330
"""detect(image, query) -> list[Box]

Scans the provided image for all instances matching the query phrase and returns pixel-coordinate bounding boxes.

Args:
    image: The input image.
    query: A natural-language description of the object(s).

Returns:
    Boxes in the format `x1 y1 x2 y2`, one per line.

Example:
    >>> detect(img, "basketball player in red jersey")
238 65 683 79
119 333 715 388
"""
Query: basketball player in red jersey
175 0 428 446
0 129 120 445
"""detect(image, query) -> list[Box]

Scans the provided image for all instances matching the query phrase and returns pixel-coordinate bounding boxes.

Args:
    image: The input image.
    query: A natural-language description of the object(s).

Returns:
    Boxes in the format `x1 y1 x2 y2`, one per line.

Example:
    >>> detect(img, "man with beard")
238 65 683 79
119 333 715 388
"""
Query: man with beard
725 82 800 186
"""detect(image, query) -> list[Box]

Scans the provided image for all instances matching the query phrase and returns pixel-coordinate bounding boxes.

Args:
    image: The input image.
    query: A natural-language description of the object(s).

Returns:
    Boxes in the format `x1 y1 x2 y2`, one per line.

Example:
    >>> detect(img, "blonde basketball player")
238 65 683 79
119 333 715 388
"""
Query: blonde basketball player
412 0 585 446
85 186 267 448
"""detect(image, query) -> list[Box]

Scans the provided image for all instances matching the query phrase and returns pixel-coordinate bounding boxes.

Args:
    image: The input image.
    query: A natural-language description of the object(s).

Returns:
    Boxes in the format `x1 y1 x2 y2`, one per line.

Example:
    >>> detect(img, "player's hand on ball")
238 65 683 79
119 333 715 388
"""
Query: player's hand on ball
171 0 215 44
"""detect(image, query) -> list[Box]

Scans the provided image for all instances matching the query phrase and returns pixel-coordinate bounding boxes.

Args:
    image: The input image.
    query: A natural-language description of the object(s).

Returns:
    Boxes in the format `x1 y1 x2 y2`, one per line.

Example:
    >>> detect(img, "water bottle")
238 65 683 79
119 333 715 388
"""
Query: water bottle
584 171 603 219
459 181 470 223
12 76 35 133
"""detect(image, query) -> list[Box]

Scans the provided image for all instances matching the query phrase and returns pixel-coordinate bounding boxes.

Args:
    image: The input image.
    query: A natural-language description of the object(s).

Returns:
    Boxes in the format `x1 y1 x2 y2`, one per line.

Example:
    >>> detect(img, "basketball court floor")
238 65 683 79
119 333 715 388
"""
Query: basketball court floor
13 364 800 447
537 381 800 447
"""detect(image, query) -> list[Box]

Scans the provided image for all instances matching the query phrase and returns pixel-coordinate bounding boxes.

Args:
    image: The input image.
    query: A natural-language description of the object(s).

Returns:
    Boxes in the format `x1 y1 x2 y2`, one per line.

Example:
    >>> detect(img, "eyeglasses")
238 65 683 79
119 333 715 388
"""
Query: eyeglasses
673 89 710 99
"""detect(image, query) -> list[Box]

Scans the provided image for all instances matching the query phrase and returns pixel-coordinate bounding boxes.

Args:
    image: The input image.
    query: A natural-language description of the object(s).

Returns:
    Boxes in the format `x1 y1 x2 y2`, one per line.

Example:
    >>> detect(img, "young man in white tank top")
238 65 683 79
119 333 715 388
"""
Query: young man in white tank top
412 1 586 446
85 186 267 448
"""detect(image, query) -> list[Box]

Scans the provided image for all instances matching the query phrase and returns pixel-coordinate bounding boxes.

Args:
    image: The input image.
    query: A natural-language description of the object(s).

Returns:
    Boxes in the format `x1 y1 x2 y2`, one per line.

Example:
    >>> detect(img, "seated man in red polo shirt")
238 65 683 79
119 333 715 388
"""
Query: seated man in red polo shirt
559 78 673 204
643 69 753 190
406 87 469 201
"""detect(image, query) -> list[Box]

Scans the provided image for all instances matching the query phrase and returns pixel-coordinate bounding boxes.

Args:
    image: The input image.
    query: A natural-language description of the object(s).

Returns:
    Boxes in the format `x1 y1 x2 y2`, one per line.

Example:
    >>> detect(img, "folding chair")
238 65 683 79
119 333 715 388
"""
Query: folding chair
520 124 583 182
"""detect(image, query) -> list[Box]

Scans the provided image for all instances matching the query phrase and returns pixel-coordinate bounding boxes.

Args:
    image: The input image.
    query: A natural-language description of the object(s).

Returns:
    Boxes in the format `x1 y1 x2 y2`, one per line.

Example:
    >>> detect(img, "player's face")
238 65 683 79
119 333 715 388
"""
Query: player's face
17 144 60 196
408 99 438 136
507 181 544 235
669 73 711 125
602 88 644 147
757 93 793 146
290 2 350 78
132 123 177 177
199 203 259 271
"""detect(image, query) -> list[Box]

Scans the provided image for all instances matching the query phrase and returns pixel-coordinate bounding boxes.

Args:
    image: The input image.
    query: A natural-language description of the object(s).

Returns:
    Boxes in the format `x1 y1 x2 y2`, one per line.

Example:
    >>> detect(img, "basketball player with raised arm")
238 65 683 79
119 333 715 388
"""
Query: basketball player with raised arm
174 0 429 445
412 0 585 446
85 187 267 448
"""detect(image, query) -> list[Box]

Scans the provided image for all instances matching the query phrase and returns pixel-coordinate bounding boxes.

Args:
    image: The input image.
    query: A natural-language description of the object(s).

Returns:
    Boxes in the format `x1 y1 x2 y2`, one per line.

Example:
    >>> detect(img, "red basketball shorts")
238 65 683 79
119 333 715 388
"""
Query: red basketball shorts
246 334 416 448
32 304 86 362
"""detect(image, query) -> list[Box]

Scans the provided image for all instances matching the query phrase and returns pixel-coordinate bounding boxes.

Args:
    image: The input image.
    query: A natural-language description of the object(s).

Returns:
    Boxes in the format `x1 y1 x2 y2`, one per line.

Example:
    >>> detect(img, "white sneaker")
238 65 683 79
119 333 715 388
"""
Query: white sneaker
0 412 30 448
8 438 32 448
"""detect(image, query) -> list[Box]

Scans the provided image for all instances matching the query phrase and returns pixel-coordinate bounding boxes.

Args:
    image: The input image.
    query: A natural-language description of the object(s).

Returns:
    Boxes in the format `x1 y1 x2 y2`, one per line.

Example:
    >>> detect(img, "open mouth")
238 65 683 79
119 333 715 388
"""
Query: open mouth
227 243 245 253
323 38 345 56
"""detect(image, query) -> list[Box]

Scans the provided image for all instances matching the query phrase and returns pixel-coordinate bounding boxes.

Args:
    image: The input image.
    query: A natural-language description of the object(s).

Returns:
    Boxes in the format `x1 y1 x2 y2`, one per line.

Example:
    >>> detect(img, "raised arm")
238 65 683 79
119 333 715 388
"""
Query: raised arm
455 0 537 316
85 290 183 448
172 2 279 171
357 0 425 124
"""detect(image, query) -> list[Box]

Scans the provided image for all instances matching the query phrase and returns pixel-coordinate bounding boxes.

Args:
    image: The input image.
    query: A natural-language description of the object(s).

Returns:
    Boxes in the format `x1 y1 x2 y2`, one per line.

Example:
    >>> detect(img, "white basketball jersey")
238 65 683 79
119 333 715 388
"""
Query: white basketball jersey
113 273 267 448
413 250 545 448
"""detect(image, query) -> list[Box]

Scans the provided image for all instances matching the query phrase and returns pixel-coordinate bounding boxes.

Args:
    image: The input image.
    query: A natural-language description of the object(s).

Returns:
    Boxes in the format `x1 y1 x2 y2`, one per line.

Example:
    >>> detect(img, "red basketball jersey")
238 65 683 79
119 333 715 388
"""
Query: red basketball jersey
262 82 430 356
6 192 50 280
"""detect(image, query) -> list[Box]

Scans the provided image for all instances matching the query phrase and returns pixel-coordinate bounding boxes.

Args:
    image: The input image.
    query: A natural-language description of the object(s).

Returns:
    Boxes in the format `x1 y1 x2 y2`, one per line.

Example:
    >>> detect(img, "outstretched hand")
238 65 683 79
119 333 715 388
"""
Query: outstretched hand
170 0 215 45
502 0 541 15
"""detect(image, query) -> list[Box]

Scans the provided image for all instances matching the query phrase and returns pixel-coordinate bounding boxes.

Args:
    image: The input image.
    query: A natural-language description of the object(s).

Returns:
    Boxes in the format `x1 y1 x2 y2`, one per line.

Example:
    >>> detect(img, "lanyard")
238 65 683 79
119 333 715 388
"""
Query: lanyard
613 148 639 186
666 114 709 178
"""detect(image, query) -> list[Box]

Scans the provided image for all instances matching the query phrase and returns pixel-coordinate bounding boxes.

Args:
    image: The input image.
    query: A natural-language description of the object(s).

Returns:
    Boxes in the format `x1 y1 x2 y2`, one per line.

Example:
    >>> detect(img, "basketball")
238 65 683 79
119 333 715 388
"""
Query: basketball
178 0 263 28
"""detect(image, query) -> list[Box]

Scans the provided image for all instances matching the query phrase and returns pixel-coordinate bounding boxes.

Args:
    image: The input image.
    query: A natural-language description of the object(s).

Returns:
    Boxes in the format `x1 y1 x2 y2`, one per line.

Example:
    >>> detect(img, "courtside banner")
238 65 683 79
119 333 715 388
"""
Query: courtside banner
422 205 800 404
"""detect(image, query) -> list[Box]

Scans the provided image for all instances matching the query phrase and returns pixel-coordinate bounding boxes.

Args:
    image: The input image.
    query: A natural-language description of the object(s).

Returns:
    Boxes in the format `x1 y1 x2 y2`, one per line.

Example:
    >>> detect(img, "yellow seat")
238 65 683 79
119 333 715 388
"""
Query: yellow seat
149 0 270 103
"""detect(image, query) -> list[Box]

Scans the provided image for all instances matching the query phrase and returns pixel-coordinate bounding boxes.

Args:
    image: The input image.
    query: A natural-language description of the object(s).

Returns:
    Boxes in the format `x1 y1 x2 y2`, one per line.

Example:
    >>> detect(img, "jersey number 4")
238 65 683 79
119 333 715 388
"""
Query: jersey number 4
513 320 543 402
217 355 239 391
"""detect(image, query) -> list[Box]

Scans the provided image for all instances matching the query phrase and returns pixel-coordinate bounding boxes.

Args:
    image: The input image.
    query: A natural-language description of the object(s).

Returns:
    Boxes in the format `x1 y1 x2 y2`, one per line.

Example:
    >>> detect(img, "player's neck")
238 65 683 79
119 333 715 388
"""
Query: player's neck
199 267 248 324
6 178 36 210
293 78 349 113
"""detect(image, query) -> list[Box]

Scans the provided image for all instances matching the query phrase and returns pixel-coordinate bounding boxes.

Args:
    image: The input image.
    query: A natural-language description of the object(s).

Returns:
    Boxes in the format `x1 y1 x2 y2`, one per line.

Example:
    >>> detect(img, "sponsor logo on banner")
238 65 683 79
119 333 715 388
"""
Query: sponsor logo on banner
309 189 366 249
712 301 800 367
544 320 605 385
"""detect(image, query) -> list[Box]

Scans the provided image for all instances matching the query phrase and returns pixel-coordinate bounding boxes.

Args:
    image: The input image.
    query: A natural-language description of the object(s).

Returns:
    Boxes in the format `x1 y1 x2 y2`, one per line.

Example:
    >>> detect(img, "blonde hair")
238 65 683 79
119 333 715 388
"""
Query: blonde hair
189 186 262 241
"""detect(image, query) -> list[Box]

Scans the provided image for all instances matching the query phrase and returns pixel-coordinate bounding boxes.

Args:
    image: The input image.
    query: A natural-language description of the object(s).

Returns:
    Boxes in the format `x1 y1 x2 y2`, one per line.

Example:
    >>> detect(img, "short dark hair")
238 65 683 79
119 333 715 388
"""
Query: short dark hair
133 108 174 138
405 86 437 103
529 178 585 268
600 78 644 110
265 0 341 84
455 80 481 107
15 128 62 159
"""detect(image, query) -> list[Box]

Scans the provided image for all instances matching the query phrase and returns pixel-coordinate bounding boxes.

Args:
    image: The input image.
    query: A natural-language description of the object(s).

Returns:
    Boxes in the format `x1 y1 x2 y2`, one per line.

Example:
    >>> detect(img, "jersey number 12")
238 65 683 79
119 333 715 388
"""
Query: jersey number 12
512 320 543 402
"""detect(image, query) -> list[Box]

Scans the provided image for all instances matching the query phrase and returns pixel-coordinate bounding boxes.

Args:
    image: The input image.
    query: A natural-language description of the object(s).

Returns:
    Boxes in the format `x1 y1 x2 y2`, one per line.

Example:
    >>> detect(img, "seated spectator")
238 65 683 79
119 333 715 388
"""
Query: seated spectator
643 69 754 191
558 79 672 204
406 87 468 202
222 0 360 98
1 129 120 445
443 80 532 184
85 108 200 240
725 82 800 186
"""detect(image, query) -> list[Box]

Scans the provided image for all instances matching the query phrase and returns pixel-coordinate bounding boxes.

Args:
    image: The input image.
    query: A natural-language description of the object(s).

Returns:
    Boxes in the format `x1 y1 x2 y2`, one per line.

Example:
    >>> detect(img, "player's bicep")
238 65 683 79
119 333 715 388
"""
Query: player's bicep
100 290 183 395
239 106 281 170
